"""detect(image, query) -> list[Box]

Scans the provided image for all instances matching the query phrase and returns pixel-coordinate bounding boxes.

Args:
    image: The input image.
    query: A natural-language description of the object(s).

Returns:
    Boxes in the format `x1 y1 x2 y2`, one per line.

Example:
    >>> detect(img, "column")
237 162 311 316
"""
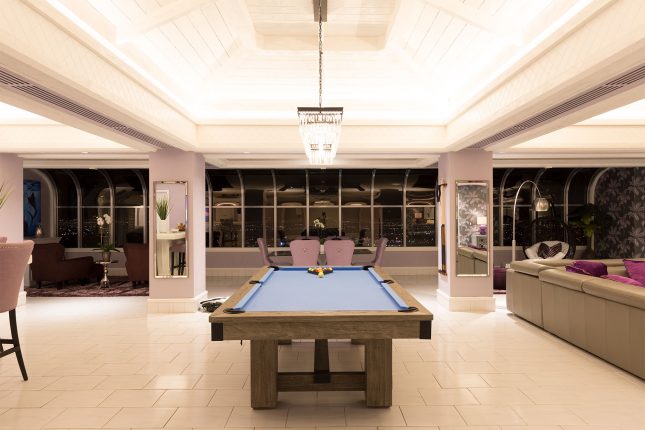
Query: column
148 150 206 312
437 149 494 312
0 154 27 305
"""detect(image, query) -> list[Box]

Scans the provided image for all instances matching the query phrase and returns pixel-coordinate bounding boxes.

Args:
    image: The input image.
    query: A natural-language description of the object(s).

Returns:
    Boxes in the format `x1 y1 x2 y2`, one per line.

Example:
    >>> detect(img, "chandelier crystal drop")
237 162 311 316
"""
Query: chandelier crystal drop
297 0 343 165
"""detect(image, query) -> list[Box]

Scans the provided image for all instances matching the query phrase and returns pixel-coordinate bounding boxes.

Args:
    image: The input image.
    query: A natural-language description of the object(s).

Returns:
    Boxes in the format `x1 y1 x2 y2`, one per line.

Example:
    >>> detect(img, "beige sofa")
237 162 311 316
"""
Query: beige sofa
457 247 488 275
507 259 645 379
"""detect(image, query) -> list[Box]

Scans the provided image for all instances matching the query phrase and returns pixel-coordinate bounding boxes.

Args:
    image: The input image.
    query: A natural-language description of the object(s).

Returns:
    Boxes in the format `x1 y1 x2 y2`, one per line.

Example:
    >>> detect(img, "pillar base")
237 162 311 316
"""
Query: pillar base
147 290 208 313
437 289 495 312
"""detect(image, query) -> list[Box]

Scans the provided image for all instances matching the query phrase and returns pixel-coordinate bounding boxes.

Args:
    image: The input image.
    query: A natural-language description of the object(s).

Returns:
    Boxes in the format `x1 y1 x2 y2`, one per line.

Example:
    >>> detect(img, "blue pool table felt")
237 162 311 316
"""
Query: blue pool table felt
232 267 410 312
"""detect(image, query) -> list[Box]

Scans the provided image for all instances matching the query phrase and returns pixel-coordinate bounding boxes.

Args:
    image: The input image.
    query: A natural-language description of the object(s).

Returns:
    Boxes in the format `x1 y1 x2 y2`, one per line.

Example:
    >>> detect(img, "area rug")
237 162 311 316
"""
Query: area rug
26 277 148 297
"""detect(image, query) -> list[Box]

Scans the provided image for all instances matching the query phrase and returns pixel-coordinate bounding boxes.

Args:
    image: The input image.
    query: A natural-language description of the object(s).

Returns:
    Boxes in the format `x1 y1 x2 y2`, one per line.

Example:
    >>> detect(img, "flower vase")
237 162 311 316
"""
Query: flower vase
320 244 325 255
101 251 111 262
157 216 170 233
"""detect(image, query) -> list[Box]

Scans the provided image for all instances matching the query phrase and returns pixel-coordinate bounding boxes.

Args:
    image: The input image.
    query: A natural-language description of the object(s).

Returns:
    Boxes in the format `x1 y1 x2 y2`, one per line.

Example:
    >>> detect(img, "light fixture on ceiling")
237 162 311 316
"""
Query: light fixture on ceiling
297 0 343 166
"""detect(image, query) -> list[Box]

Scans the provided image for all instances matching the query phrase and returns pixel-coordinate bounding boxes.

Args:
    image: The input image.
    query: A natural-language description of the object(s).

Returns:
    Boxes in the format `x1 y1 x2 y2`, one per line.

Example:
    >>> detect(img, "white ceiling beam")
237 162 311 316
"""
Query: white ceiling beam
422 0 522 46
116 0 210 44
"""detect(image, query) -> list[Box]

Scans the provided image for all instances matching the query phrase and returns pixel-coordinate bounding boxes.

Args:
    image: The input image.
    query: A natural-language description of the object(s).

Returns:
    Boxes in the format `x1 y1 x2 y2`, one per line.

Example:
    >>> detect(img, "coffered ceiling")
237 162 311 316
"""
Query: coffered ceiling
0 0 643 167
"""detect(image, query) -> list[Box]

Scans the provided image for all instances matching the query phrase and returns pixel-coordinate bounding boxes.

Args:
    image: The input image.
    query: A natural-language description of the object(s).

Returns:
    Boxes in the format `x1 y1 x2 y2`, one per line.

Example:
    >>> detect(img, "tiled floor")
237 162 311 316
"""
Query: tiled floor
0 274 643 429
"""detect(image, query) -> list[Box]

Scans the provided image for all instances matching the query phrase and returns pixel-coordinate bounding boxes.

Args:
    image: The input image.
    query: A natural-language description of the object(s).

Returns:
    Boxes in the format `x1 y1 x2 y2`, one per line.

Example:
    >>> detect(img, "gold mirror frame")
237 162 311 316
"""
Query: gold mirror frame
455 180 489 277
153 181 189 279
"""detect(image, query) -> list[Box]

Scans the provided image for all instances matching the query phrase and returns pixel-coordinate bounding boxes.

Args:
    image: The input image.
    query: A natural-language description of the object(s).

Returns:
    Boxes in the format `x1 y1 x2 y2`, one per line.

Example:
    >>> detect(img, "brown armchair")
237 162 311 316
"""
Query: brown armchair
124 242 149 285
31 243 95 288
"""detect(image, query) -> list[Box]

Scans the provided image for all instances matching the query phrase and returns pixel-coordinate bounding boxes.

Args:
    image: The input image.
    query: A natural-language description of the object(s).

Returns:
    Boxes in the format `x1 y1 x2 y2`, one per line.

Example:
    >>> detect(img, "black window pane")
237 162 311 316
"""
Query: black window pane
568 169 596 205
406 170 436 205
210 170 242 206
309 170 339 205
109 169 144 206
374 170 405 205
57 207 78 248
243 171 273 206
73 170 111 206
245 208 275 247
341 207 371 246
275 170 306 206
277 207 306 246
212 208 241 247
406 208 435 246
341 170 372 206
49 170 77 206
374 207 403 246
537 168 572 207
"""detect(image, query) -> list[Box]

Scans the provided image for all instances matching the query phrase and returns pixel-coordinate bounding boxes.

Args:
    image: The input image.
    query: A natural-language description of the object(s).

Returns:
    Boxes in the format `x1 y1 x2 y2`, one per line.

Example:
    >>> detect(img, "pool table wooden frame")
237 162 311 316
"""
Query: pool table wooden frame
209 266 433 408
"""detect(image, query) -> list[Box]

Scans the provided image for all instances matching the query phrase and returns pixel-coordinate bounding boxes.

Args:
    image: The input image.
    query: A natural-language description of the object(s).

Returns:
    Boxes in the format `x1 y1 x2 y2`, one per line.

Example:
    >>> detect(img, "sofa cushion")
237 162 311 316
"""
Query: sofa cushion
601 274 644 287
583 277 645 311
539 269 587 291
509 260 557 276
526 241 569 260
538 242 562 258
624 259 645 285
565 261 608 277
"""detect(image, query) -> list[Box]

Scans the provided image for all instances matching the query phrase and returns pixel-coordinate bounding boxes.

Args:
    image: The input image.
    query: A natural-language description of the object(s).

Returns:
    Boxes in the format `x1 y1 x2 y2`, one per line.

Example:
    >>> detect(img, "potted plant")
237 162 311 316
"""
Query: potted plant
155 196 171 233
569 204 611 258
93 213 121 261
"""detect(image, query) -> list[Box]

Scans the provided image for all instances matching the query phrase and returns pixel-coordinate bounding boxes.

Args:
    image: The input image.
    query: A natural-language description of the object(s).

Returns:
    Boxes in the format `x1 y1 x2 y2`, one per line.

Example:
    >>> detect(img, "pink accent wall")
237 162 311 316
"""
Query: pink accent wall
438 149 493 298
149 150 205 299
0 155 24 242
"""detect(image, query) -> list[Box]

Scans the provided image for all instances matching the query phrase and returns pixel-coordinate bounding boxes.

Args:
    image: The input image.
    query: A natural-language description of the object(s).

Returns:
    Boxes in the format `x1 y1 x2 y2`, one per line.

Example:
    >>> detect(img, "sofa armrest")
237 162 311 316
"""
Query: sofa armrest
539 269 588 291
509 260 553 276
58 256 93 279
583 278 645 310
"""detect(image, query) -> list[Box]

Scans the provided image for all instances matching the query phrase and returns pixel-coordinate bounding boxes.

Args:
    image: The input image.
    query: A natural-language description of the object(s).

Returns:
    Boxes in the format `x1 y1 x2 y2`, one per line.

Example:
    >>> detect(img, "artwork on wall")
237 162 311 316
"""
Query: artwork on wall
24 180 41 237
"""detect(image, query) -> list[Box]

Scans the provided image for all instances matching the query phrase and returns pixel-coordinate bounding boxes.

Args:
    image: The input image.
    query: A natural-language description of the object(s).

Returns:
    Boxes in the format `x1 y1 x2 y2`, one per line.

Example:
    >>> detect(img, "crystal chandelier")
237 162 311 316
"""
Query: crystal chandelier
297 0 343 165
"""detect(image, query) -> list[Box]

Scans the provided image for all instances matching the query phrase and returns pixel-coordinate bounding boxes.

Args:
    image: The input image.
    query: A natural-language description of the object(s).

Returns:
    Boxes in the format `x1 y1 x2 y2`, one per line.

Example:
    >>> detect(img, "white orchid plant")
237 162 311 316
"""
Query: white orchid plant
313 218 325 242
94 213 120 253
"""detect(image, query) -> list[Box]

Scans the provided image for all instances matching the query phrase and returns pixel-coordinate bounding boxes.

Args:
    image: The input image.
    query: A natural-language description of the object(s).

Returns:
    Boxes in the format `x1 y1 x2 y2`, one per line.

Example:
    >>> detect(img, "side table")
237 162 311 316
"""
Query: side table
98 260 116 288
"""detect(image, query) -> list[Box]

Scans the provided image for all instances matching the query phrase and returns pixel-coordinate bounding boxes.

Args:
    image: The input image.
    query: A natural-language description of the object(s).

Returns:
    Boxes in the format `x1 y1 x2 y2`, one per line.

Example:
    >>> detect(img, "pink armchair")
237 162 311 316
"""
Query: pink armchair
0 240 34 380
324 239 354 266
289 239 320 266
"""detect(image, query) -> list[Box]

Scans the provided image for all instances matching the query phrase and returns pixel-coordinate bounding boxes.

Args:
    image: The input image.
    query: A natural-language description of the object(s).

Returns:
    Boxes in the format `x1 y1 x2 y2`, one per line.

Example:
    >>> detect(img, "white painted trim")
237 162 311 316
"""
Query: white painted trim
147 290 208 313
17 291 27 307
437 289 495 312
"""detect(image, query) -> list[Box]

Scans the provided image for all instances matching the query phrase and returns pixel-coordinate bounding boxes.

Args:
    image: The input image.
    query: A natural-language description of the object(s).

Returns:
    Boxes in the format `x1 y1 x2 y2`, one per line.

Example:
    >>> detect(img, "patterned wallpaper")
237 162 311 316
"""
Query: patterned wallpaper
595 167 645 258
456 183 488 247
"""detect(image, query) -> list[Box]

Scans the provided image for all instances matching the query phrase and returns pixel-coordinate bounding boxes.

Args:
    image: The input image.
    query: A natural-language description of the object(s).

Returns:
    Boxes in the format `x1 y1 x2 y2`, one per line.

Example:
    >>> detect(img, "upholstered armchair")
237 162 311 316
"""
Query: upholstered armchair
31 243 96 288
124 242 149 285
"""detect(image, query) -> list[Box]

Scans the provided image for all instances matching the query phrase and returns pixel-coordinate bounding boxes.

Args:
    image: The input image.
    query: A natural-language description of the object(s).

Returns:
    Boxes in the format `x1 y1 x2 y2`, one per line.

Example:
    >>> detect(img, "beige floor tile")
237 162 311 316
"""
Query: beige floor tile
277 391 318 405
392 389 426 405
501 426 562 430
433 371 489 388
376 427 438 430
100 389 164 407
43 375 107 391
480 374 538 389
286 406 346 427
209 389 252 407
95 374 154 390
447 361 498 374
181 361 231 375
345 406 406 426
317 391 364 406
44 390 113 407
399 405 466 426
469 388 533 405
0 376 60 391
228 362 250 374
104 407 176 428
456 405 525 426
195 374 248 389
155 389 215 407
0 390 60 408
144 374 202 390
511 405 585 425
0 407 64 430
439 427 500 430
227 405 289 427
418 388 478 406
43 407 120 428
92 362 144 375
164 406 233 428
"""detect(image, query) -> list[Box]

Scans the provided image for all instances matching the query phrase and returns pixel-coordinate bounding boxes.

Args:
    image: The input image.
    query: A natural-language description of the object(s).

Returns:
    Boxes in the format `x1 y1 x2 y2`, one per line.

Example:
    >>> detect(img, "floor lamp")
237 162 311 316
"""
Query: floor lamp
511 180 550 261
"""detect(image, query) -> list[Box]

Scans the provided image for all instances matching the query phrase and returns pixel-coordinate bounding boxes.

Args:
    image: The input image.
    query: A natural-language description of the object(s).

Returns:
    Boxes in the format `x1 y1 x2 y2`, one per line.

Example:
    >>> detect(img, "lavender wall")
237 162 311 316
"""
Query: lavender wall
149 150 205 300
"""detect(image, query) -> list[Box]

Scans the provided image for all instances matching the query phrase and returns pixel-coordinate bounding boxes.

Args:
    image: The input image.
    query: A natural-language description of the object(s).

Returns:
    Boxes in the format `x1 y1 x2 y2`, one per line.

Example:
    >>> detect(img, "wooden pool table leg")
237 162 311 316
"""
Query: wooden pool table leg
250 339 278 408
364 339 392 407
314 339 330 382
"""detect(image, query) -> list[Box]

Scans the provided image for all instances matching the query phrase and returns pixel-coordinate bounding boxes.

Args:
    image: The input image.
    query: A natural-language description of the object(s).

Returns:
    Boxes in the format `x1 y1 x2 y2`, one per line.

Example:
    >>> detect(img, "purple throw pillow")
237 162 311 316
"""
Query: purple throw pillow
601 274 644 287
565 261 608 277
538 242 562 259
624 260 645 285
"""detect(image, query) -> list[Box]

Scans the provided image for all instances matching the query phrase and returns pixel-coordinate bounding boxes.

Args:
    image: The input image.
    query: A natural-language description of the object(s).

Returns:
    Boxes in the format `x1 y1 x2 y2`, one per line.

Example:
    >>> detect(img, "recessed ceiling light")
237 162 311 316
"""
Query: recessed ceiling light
81 151 89 154
243 151 250 154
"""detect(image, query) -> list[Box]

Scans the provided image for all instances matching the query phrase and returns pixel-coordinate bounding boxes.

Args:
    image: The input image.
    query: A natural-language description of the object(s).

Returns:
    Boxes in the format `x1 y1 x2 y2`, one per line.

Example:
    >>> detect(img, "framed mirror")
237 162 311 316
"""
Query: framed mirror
455 181 489 276
154 181 188 278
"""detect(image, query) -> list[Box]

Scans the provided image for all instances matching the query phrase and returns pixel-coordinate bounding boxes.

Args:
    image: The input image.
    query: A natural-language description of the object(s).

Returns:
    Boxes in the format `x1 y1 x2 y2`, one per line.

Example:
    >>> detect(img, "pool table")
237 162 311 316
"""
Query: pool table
210 266 433 408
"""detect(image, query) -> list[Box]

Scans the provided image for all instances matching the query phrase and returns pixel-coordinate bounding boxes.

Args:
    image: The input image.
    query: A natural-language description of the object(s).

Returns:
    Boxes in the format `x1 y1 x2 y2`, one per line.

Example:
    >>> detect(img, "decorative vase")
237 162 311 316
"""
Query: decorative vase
320 244 325 255
102 251 111 262
157 216 170 233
